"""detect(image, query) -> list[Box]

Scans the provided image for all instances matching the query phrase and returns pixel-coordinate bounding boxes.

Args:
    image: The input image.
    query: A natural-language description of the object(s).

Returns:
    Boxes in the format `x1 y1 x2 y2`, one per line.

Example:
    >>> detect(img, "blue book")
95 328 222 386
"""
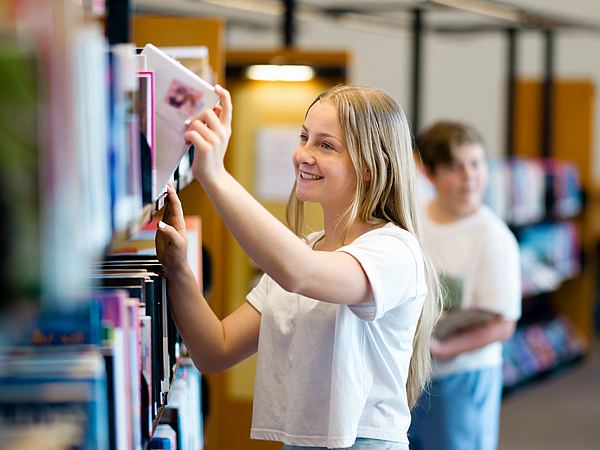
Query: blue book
0 348 109 450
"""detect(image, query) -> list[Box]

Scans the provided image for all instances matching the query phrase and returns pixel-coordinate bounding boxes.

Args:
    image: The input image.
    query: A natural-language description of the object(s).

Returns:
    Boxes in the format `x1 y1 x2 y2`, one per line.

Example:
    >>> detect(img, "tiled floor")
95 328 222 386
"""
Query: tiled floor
498 334 600 450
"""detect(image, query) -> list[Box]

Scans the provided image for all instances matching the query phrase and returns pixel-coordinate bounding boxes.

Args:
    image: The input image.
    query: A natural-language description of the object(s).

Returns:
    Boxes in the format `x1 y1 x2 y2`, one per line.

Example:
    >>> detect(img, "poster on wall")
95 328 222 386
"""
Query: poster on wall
254 126 299 201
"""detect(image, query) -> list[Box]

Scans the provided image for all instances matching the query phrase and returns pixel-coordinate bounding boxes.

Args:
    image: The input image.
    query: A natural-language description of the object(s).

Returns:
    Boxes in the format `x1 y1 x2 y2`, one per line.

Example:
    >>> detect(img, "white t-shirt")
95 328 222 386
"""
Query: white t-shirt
422 203 522 378
246 223 427 448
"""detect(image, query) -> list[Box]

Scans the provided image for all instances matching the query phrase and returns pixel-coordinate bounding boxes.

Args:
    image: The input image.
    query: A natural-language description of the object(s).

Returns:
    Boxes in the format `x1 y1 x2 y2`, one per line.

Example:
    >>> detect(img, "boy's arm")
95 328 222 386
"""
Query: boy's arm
431 318 516 360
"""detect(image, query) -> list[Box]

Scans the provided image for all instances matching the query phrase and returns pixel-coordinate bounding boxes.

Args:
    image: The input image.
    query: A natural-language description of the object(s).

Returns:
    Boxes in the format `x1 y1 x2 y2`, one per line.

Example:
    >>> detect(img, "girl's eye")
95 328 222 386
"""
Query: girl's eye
299 134 308 143
322 142 334 150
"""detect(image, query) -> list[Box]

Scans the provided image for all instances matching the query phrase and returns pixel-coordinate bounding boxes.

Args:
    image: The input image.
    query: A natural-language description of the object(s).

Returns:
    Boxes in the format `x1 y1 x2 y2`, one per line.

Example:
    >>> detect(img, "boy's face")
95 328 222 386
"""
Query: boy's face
427 142 488 215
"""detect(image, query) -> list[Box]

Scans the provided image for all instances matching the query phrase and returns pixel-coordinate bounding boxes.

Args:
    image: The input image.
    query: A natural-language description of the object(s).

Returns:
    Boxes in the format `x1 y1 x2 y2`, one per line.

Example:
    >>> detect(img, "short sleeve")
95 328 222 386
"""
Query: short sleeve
246 272 270 313
337 228 426 322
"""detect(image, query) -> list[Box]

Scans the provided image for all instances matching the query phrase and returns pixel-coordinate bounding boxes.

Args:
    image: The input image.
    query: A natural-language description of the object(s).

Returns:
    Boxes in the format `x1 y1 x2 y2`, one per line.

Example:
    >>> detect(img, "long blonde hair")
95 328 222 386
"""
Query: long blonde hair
286 84 442 408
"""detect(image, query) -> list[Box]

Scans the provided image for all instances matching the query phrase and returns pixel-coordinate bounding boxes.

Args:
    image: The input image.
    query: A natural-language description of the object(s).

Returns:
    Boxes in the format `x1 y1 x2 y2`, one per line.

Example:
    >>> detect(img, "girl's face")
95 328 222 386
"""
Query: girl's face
293 101 357 213
428 142 488 217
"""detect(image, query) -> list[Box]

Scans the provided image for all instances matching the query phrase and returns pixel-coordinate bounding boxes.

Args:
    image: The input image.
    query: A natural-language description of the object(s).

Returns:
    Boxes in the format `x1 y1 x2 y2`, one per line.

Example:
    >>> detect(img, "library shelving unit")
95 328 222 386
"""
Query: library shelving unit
0 1 208 449
498 79 598 392
132 13 229 450
483 154 590 391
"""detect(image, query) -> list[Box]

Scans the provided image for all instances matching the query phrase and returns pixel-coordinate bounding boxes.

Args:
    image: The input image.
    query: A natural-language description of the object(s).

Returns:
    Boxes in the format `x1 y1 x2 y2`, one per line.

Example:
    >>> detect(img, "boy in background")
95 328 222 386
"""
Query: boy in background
409 121 521 450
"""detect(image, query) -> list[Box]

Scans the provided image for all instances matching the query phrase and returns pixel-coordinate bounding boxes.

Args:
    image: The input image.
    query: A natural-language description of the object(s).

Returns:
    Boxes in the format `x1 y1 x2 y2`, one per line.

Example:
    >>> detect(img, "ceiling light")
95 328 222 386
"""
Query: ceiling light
244 65 315 82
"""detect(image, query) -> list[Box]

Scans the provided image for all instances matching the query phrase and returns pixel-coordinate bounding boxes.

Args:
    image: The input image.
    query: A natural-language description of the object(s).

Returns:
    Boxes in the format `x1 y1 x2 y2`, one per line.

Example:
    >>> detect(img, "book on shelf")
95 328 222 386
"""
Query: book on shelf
160 359 204 450
150 424 177 449
93 271 168 409
109 43 144 233
96 289 138 450
0 347 110 450
140 43 220 193
502 314 588 388
138 70 157 206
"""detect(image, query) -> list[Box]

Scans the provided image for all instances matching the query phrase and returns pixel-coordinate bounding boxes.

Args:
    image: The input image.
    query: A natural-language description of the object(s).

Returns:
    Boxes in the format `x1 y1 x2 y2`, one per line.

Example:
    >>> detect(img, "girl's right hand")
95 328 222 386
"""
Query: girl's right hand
184 84 233 187
155 182 189 277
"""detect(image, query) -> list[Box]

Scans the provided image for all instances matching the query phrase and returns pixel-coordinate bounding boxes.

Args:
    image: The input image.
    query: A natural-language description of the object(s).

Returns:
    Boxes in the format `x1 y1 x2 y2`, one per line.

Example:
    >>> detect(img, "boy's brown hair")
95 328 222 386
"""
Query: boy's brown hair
415 121 484 173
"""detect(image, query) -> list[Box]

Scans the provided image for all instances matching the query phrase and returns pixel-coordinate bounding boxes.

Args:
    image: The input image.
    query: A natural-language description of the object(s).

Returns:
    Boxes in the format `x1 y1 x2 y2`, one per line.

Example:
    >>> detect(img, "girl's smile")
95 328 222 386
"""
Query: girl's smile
299 170 324 181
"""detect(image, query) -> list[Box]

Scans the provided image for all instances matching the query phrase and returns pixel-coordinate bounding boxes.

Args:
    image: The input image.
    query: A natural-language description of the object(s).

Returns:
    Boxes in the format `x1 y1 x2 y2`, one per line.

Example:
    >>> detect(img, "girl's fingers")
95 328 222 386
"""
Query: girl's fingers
165 183 184 219
214 84 232 127
184 112 220 146
157 220 186 251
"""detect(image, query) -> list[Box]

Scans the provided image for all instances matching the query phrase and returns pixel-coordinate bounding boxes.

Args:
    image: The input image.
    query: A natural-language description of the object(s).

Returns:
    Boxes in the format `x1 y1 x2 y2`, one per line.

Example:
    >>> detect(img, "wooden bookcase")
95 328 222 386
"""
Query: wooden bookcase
513 78 598 345
133 15 231 450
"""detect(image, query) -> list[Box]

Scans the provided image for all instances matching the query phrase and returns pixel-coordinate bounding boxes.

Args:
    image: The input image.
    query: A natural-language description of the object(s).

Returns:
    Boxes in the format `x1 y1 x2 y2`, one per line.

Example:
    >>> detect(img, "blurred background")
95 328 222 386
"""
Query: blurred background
1 1 599 449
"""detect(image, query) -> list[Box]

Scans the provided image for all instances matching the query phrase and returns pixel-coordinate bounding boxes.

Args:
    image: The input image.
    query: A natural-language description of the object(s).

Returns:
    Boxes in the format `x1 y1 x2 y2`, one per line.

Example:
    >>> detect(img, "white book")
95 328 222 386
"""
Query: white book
140 43 220 192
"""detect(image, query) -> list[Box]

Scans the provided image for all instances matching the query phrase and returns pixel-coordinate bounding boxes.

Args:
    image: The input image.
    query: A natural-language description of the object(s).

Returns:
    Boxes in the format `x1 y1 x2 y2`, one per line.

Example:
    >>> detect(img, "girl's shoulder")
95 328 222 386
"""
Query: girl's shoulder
352 222 420 249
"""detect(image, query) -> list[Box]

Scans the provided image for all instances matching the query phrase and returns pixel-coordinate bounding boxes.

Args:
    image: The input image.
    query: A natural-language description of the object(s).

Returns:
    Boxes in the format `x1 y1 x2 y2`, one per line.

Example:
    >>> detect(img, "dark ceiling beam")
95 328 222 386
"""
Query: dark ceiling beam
283 0 296 47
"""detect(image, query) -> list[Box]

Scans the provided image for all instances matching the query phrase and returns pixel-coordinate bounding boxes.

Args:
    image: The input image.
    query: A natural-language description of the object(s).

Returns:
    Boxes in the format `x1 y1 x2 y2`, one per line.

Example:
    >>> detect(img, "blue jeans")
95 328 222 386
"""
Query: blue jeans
284 438 409 450
408 367 503 450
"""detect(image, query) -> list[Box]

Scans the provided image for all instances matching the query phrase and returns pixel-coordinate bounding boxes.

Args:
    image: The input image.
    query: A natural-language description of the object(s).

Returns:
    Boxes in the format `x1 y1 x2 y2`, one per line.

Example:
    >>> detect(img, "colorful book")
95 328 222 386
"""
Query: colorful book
140 43 220 192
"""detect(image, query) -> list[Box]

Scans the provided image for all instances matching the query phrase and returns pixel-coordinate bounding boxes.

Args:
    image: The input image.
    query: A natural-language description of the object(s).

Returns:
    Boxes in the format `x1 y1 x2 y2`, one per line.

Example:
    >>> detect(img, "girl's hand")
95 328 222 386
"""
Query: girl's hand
155 182 188 277
184 84 233 187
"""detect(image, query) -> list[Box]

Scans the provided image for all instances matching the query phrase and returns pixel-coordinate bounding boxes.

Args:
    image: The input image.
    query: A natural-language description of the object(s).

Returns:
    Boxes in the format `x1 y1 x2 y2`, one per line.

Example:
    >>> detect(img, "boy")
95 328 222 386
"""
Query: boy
409 121 521 450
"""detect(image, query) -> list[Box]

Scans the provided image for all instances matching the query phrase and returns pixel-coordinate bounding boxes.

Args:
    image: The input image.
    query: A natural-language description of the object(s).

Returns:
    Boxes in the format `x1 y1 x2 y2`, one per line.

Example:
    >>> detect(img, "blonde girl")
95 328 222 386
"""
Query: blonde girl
156 84 441 450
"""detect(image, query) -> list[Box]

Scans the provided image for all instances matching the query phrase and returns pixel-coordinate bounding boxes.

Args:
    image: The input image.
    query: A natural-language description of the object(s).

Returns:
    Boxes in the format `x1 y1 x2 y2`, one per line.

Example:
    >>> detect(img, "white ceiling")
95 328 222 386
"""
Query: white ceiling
134 0 600 36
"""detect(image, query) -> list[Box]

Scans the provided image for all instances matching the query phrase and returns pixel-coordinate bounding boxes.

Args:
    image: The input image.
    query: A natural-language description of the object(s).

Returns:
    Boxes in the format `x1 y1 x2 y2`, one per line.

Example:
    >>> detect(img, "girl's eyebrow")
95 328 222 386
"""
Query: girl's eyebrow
301 125 343 143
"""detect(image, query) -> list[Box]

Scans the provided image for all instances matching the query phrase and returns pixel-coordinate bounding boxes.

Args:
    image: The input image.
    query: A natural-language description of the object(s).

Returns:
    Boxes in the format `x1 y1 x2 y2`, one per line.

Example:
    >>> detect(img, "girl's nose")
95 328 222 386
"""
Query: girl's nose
295 144 315 164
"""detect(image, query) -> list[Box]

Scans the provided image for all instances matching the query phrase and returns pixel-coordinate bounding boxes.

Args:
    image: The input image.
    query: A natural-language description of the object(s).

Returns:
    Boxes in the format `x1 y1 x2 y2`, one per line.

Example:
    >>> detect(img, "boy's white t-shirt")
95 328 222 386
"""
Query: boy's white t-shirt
246 223 427 448
422 203 522 378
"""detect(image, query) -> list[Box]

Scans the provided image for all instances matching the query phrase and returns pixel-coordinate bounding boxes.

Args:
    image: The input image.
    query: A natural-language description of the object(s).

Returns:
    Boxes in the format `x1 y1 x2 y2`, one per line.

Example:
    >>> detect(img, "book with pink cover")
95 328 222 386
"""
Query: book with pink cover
140 43 220 192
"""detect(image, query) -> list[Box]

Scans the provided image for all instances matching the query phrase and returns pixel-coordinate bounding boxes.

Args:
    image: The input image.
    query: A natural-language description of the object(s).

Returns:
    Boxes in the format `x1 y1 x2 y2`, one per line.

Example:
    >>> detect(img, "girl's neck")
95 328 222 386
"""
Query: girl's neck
316 217 386 251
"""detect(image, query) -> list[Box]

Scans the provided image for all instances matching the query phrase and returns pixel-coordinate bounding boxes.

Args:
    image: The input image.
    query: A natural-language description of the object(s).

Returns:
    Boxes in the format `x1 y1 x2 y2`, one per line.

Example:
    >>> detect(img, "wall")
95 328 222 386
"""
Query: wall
223 4 600 178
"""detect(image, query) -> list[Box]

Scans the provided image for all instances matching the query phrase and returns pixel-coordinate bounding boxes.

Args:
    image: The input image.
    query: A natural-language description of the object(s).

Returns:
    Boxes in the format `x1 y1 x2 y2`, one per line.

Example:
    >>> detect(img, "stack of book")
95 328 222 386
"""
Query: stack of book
502 314 587 390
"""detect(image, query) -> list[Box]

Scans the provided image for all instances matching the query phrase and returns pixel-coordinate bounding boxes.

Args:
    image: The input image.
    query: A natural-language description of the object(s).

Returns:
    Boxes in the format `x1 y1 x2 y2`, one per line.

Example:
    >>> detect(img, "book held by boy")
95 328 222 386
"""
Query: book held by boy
434 274 502 340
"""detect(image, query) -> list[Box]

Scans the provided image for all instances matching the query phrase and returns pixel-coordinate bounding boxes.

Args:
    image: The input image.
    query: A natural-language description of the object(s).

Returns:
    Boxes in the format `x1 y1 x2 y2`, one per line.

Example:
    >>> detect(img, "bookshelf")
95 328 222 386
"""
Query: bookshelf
132 14 227 450
497 79 598 392
0 2 207 449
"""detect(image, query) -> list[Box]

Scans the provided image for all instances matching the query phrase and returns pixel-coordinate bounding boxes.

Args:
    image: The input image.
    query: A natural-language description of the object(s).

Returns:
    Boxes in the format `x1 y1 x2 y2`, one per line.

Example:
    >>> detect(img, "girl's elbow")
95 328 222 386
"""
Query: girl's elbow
274 270 305 295
190 356 224 374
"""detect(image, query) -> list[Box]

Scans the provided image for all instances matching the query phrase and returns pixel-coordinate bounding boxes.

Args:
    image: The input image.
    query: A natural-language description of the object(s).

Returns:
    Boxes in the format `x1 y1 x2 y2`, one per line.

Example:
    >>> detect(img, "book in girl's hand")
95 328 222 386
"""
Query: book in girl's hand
140 43 220 192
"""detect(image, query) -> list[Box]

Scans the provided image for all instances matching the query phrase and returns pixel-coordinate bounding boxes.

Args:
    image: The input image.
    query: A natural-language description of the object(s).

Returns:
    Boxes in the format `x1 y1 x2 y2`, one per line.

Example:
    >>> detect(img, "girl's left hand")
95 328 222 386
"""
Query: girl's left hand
155 182 188 278
184 85 233 187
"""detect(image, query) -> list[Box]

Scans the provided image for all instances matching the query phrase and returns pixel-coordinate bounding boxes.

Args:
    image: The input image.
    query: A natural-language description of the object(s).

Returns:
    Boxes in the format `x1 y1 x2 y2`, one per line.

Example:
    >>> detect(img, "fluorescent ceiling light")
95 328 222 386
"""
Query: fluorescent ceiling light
245 65 315 82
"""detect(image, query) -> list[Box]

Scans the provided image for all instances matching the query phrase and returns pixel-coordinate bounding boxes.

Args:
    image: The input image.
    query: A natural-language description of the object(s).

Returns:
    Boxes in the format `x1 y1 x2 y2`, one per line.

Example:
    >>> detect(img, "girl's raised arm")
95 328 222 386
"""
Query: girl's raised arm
156 183 261 373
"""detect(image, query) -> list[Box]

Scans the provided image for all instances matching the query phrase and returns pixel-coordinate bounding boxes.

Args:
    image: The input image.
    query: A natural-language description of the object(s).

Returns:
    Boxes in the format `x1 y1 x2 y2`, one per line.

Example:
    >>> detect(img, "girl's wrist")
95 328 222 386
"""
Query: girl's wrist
163 258 193 281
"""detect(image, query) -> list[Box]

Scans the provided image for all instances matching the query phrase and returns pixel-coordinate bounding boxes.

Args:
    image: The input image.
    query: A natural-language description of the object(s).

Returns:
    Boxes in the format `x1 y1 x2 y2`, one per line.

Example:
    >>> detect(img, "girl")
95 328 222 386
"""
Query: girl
156 84 441 450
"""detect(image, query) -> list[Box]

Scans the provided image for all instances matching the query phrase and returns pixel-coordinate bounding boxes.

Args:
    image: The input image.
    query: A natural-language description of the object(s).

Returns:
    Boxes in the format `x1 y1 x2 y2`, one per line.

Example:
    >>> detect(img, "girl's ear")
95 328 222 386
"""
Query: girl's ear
363 168 371 182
